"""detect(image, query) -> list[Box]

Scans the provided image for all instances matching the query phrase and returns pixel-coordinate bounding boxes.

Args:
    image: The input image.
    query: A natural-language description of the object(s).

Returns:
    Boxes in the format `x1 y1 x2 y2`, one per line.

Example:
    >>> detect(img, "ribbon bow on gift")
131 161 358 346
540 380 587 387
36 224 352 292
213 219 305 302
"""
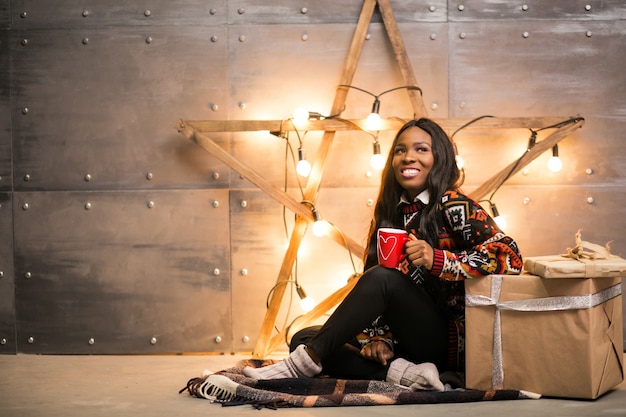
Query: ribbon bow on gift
563 229 614 261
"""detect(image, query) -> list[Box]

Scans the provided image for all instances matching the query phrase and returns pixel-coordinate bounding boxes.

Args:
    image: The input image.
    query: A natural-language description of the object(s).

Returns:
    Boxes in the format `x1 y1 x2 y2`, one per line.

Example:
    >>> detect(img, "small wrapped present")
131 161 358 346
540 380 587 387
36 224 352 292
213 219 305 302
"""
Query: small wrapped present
524 230 626 278
465 273 623 399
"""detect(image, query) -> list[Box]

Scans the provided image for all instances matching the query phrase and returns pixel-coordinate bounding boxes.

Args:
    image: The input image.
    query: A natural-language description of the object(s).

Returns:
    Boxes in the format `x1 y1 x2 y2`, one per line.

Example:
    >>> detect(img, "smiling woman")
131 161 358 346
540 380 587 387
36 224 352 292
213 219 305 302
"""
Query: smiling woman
239 118 523 389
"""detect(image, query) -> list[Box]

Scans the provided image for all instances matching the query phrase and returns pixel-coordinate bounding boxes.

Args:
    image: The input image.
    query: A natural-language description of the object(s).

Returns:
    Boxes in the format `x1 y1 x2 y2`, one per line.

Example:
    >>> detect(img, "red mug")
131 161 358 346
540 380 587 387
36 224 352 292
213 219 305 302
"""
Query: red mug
377 228 409 268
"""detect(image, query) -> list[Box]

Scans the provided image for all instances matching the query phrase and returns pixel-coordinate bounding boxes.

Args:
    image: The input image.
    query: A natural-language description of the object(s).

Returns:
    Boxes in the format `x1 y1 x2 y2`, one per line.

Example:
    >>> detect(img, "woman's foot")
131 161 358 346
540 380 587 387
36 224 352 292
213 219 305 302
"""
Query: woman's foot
386 358 444 391
243 344 322 380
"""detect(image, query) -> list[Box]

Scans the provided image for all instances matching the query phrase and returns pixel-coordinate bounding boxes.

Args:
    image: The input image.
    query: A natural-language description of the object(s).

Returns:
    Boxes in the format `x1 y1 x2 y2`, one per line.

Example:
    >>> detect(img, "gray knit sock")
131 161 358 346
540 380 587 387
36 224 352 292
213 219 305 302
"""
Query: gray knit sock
243 344 322 380
386 358 444 392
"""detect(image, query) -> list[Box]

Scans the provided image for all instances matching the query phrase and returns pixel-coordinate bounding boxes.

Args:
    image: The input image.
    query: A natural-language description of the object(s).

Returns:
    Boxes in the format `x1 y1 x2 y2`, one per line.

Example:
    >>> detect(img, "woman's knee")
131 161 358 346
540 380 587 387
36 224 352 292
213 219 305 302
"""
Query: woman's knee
289 325 322 352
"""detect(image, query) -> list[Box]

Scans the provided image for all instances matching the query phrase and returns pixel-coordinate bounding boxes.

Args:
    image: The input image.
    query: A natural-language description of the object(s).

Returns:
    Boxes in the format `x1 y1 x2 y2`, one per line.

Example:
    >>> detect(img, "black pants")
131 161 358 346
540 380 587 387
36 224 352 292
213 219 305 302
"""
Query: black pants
290 266 449 380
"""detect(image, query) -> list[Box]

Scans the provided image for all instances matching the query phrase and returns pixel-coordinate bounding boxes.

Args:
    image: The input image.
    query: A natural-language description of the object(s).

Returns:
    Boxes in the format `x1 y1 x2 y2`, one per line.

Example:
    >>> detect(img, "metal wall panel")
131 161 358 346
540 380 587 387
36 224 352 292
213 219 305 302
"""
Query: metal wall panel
11 26 231 191
227 0 448 24
11 0 227 28
0 29 9 192
0 193 16 353
449 0 626 21
0 0 8 29
13 189 231 353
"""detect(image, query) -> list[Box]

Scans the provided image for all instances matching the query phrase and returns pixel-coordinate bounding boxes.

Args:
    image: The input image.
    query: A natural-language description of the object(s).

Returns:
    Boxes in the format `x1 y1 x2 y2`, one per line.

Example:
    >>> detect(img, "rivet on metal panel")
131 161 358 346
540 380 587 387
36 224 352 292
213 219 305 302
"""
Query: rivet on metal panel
240 200 248 208
522 32 529 38
212 172 220 180
21 39 28 45
1 338 6 345
28 337 34 344
458 5 465 12
301 8 308 14
431 102 438 110
365 33 372 40
523 197 531 205
242 336 250 343
586 197 594 204
239 35 246 42
521 4 528 12
23 174 30 181
212 200 220 208
146 172 153 180
84 174 92 182
301 33 308 41
147 201 155 209
150 337 157 345
585 168 594 175
367 199 374 207
213 268 220 276
88 338 95 345
82 37 89 45
144 10 152 17
365 171 373 178
240 268 248 276
210 9 217 15
25 272 32 279
22 203 29 210
238 8 245 14
211 104 219 111
522 168 529 175
214 336 222 343
21 107 28 114
20 12 27 18
586 31 592 38
211 35 218 42
238 102 246 110
459 32 466 39
430 33 437 40
145 36 153 44
85 202 92 210
429 6 436 12
459 101 466 109
585 5 592 12
82 10 89 17
0 271 3 278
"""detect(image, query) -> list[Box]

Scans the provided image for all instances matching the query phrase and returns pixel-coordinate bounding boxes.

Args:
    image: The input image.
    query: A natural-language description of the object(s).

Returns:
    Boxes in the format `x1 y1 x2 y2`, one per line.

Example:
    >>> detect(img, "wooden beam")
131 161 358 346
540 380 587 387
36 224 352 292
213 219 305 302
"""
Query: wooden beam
184 117 576 133
468 119 585 201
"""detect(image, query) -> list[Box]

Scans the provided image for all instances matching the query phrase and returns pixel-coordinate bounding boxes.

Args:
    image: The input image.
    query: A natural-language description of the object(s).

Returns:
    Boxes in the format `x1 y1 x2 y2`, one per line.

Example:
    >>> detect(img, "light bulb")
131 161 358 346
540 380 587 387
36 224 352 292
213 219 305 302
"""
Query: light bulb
547 145 562 172
312 219 326 237
489 202 507 230
370 141 385 170
300 296 316 312
296 148 311 177
296 285 316 312
365 112 381 131
292 107 309 126
548 156 562 172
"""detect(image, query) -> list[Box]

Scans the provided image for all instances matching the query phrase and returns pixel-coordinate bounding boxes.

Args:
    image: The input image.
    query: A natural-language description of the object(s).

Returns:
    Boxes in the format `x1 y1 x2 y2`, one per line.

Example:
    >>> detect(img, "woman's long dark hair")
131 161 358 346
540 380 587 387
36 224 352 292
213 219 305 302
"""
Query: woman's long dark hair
363 118 464 269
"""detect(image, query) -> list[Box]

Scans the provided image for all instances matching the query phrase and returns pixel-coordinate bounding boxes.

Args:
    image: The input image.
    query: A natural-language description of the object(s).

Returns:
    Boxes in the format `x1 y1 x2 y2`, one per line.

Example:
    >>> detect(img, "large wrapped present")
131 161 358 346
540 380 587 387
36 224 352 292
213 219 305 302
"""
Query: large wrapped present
465 274 623 399
524 231 626 278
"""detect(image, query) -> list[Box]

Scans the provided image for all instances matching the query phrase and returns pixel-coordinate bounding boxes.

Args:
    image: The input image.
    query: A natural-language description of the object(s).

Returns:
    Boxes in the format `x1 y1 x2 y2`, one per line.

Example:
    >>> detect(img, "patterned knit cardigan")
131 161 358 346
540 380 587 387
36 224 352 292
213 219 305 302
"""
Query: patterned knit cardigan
357 190 524 372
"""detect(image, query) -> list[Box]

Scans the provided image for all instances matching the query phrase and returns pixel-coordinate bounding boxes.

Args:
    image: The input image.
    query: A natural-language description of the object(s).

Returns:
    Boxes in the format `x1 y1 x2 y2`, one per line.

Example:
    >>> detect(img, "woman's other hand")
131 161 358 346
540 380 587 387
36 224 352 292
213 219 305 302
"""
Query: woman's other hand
360 340 394 366
405 234 434 270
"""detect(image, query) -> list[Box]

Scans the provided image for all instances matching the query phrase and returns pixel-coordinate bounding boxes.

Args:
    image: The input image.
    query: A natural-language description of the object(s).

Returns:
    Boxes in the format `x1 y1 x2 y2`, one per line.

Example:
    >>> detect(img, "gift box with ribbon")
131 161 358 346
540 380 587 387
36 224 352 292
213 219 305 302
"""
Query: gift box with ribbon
465 273 623 399
524 230 626 278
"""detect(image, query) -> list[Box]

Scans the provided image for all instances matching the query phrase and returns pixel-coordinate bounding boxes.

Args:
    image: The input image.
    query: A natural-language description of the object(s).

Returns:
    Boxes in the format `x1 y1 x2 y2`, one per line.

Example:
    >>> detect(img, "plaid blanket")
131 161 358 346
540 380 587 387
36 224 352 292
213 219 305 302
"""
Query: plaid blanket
179 360 539 408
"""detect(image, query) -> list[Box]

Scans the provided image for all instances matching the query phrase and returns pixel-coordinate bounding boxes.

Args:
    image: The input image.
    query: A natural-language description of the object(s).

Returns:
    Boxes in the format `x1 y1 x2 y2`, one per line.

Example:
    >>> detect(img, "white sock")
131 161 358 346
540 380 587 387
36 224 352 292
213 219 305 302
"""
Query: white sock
386 358 444 392
243 345 322 380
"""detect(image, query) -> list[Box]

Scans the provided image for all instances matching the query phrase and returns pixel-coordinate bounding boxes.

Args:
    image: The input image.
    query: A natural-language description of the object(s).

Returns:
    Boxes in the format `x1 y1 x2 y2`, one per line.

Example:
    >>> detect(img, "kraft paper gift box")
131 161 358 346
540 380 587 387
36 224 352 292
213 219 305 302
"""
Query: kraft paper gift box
465 274 624 399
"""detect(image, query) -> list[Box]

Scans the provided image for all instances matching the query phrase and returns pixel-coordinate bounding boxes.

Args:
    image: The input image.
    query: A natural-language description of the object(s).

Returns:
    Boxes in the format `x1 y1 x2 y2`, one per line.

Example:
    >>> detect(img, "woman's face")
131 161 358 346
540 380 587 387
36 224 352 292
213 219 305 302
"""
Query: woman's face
391 126 434 201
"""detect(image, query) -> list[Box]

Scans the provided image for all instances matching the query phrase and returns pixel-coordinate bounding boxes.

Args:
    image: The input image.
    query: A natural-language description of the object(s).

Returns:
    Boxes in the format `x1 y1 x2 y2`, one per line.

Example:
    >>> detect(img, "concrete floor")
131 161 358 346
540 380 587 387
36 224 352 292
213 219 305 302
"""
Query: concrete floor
1 353 625 417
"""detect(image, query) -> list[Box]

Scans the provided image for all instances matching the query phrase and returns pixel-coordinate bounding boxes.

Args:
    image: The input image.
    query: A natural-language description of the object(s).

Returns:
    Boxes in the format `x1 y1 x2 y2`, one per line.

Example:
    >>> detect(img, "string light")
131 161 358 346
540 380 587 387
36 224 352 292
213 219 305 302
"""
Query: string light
489 201 507 230
296 284 316 312
370 141 386 170
547 144 563 172
296 148 312 177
